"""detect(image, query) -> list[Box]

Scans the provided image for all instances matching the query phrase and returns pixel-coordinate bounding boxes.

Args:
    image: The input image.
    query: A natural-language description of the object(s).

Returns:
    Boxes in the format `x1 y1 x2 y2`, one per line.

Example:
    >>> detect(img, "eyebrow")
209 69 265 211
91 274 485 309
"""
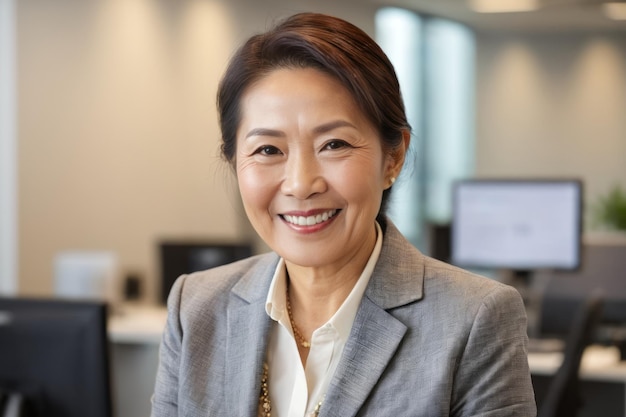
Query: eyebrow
244 120 357 140
244 128 285 139
312 120 357 134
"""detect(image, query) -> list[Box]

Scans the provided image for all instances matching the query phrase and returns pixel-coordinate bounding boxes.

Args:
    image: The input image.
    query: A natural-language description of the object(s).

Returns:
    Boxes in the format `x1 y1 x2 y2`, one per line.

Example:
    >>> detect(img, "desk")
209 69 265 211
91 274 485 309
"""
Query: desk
108 305 167 417
108 305 167 345
529 346 626 416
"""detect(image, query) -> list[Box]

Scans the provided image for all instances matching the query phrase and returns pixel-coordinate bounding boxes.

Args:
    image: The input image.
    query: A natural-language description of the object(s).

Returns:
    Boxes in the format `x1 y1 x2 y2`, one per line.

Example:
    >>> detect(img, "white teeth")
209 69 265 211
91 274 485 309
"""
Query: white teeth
284 210 337 226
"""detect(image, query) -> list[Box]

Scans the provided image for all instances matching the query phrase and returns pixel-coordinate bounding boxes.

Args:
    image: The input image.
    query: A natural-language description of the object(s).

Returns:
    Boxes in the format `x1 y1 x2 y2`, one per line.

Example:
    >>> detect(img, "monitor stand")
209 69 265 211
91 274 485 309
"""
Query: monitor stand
505 269 543 337
506 269 535 303
511 269 533 287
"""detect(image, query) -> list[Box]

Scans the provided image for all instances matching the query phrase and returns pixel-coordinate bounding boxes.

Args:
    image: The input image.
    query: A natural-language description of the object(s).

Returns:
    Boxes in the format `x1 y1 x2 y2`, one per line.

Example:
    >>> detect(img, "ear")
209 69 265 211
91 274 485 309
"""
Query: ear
384 129 410 188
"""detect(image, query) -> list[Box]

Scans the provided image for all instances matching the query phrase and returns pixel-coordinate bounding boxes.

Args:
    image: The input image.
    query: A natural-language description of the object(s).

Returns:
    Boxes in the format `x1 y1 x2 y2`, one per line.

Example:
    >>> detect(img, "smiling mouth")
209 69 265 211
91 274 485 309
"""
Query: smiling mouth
282 209 339 226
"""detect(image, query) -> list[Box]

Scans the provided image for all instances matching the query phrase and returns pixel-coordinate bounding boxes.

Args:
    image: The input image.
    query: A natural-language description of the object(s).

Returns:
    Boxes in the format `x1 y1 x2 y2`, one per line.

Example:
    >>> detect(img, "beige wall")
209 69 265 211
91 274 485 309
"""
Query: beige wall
16 0 377 301
475 32 626 225
15 1 626 300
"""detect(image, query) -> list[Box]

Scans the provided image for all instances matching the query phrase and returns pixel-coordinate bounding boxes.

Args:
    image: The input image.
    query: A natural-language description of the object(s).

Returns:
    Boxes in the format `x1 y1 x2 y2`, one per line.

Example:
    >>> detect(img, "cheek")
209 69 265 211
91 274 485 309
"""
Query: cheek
328 162 383 215
236 164 275 217
342 155 386 191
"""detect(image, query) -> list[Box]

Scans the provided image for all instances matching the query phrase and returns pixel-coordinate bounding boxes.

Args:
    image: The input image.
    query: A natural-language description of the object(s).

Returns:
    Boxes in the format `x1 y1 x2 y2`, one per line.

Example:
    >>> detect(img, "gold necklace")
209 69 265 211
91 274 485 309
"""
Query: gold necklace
259 363 271 417
259 362 324 417
286 282 311 349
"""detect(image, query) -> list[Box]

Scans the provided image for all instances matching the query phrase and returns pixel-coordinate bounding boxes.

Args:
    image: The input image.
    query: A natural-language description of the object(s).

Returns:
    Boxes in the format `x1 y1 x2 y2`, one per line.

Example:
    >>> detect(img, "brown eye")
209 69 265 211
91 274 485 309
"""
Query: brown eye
324 140 349 150
255 145 282 156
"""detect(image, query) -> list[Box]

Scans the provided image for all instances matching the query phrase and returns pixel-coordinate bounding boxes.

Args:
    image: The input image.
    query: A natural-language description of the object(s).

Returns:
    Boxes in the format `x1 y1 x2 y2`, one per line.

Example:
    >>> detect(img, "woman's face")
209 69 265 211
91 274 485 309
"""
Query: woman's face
236 68 398 270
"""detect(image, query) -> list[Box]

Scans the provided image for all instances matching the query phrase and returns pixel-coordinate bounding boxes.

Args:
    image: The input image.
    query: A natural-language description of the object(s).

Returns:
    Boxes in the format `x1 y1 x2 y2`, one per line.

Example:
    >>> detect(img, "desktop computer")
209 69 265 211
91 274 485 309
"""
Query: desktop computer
0 297 112 417
159 241 253 305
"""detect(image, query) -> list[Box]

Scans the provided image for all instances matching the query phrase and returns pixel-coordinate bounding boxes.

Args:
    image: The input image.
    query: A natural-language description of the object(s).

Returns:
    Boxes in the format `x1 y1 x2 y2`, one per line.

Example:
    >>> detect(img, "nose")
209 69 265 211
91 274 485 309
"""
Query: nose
280 151 327 199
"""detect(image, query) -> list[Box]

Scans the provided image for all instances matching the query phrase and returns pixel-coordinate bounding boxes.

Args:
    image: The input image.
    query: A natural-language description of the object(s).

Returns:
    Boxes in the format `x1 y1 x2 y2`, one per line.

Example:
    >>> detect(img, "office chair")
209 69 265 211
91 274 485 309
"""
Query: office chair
0 390 25 417
537 291 604 417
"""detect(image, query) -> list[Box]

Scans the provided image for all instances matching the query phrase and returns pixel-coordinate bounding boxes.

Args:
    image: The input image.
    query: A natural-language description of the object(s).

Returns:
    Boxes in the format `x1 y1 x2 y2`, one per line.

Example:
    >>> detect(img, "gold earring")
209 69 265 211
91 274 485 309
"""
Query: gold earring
390 177 396 186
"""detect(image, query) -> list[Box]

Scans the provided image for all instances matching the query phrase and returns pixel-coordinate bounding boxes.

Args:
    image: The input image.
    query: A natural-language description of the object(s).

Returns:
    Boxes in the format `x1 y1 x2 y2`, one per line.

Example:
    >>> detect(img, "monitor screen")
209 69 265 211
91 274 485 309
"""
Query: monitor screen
0 297 112 417
451 179 583 271
159 241 253 304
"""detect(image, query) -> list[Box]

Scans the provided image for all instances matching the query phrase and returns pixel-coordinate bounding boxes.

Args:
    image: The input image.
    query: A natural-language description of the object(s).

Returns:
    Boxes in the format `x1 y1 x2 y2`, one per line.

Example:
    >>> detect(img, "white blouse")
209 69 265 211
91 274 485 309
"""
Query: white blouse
264 222 383 417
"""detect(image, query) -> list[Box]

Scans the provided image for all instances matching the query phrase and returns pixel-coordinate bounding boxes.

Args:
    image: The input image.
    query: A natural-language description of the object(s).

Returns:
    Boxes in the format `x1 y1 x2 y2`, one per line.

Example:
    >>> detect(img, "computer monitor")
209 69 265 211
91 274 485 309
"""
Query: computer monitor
451 179 583 275
159 241 253 304
0 297 112 417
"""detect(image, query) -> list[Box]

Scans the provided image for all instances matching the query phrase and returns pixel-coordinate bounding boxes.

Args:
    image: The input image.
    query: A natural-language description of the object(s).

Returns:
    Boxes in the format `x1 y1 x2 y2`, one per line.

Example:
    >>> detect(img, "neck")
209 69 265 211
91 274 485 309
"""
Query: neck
284 227 376 338
286 268 357 332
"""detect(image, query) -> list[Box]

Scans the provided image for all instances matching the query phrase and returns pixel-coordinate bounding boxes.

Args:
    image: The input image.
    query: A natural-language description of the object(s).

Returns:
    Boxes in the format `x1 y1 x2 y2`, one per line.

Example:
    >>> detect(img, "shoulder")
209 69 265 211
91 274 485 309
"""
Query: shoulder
423 256 521 308
408 254 526 338
403 255 528 354
374 218 522 312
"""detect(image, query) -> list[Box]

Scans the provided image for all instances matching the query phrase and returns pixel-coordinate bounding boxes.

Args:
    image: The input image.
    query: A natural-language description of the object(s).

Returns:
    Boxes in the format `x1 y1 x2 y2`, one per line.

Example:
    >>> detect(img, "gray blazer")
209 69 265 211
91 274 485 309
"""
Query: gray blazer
151 220 537 416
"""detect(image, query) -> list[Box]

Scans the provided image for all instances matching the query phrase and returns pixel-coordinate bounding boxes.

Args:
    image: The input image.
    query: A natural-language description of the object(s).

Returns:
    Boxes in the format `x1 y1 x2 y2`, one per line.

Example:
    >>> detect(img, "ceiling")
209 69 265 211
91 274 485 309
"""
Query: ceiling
369 0 626 33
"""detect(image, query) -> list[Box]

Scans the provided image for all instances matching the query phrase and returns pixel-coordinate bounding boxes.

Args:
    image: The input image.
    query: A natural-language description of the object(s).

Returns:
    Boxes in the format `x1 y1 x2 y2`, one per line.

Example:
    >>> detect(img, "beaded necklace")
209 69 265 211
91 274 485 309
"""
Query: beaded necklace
285 282 311 349
258 362 324 417
258 282 324 416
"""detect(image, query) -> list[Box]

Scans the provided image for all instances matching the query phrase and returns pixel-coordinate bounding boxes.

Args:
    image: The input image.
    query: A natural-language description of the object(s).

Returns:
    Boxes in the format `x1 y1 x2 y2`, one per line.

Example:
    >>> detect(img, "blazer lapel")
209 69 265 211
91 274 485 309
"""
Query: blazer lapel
225 255 277 416
322 297 408 417
321 220 426 417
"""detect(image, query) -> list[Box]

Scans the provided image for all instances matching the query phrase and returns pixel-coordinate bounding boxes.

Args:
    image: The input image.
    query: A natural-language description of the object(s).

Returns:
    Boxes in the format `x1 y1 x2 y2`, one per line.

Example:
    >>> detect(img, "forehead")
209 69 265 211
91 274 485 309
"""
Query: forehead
238 68 367 128
244 67 351 103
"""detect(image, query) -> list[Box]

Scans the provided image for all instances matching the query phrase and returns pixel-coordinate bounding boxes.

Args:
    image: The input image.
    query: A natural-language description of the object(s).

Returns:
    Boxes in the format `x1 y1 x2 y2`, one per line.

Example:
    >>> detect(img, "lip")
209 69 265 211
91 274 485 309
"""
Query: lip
279 209 340 233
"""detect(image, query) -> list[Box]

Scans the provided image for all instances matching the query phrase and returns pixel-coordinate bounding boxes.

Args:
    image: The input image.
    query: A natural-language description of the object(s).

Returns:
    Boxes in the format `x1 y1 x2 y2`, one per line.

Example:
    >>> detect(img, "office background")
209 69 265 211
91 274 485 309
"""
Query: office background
1 0 625 303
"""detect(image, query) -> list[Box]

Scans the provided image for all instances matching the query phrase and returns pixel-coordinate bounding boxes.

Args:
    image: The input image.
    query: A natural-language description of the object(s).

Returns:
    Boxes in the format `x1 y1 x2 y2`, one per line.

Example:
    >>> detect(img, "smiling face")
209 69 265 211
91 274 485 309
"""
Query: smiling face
236 68 400 271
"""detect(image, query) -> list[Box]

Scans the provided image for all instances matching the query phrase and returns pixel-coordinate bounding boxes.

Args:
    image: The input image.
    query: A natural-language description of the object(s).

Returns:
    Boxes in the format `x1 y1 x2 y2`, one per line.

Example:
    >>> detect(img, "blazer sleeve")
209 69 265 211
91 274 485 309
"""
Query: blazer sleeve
151 275 186 417
451 284 537 417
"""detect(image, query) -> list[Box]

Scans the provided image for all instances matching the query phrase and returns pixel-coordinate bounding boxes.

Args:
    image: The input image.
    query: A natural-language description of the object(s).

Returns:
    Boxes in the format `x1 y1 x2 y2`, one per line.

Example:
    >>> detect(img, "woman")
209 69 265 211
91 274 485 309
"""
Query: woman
151 12 536 417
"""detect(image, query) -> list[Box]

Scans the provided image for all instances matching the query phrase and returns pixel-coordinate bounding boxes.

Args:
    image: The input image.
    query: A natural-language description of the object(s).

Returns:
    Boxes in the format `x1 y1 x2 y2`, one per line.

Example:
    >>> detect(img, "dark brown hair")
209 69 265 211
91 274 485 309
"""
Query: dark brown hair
216 12 411 219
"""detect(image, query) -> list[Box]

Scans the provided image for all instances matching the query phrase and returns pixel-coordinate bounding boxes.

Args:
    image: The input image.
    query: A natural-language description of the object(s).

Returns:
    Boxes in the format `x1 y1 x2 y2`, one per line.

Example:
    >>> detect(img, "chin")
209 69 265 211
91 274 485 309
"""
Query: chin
277 248 335 268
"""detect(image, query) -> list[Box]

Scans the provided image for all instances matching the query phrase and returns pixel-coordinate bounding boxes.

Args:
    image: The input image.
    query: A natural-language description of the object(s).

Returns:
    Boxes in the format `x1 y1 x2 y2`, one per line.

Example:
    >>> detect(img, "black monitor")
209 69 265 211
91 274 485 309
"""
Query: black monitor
159 241 253 304
0 297 112 417
451 179 583 277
